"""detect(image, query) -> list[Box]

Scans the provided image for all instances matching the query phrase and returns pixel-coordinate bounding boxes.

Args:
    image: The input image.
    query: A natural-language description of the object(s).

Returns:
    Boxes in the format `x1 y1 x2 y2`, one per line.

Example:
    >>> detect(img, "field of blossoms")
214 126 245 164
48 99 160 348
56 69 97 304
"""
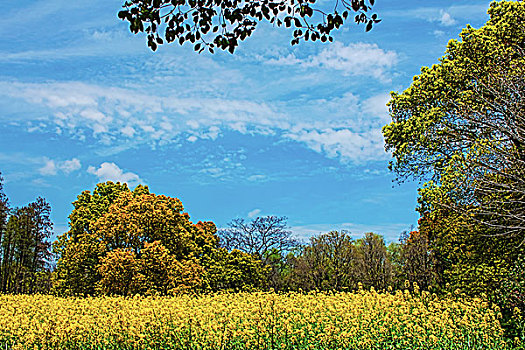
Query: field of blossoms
0 289 511 350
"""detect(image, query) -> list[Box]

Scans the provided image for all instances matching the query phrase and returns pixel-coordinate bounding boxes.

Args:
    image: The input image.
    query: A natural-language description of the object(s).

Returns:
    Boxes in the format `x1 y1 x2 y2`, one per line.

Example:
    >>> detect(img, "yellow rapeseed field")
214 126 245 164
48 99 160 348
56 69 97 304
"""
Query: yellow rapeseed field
0 288 510 350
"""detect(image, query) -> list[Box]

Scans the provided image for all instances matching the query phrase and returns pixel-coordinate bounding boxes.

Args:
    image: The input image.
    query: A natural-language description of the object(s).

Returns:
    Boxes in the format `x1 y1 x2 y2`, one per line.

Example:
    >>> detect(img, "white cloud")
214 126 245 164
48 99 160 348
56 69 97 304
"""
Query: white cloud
39 159 57 175
311 42 398 80
188 126 221 141
1 80 394 165
87 162 142 186
267 42 398 81
199 167 224 178
290 222 415 243
433 30 445 37
120 125 136 137
60 158 81 173
247 209 261 218
39 157 81 176
1 81 286 144
383 1 490 25
284 128 388 163
439 10 457 26
186 120 199 129
387 6 469 27
266 53 302 66
247 174 266 182
361 93 391 124
193 150 248 182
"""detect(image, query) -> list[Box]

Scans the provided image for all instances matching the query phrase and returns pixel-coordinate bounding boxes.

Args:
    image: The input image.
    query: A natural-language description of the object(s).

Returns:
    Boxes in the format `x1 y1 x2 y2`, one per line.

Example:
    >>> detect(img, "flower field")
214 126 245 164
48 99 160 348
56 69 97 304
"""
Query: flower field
0 289 511 350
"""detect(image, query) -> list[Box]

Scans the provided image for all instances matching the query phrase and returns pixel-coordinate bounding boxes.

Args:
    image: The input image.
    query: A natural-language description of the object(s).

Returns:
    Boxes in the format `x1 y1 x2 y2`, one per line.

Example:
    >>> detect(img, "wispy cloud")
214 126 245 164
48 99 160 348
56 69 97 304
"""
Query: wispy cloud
37 160 56 176
39 157 81 176
60 158 82 173
433 30 446 38
384 4 488 27
247 208 261 218
1 81 285 140
247 174 267 182
279 92 392 162
284 128 387 164
361 93 391 124
195 150 248 182
438 10 457 26
290 222 414 242
1 80 392 164
266 42 398 82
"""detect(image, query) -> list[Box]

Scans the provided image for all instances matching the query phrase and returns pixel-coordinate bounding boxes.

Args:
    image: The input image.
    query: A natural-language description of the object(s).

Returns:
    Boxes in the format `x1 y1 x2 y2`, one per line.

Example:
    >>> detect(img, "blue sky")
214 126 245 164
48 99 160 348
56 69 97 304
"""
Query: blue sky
0 0 492 242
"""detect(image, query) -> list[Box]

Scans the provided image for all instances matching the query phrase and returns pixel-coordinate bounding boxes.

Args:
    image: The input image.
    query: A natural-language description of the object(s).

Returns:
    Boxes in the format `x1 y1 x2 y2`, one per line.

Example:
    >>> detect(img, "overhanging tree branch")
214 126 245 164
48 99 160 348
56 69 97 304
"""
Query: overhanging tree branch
118 0 379 53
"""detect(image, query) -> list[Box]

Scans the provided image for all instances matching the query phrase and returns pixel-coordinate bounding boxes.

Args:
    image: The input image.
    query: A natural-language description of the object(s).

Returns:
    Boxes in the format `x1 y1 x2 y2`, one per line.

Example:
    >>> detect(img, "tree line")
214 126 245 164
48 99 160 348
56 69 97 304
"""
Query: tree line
0 175 436 296
0 173 53 294
0 173 511 305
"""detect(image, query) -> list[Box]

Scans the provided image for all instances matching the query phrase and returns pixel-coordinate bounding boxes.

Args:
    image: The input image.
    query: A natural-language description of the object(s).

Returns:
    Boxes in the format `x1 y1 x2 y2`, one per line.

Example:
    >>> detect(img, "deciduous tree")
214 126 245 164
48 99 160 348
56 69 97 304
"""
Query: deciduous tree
54 183 267 295
53 181 132 295
219 216 296 262
398 230 437 291
288 230 356 291
219 215 297 289
383 1 525 239
1 198 52 294
204 248 268 291
353 232 392 290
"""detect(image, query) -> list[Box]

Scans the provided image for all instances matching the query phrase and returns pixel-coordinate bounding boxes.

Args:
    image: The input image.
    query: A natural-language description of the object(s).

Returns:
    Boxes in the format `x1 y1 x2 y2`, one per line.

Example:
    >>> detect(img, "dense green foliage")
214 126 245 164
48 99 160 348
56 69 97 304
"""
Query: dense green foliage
383 0 525 236
0 176 436 298
383 0 525 341
53 182 267 296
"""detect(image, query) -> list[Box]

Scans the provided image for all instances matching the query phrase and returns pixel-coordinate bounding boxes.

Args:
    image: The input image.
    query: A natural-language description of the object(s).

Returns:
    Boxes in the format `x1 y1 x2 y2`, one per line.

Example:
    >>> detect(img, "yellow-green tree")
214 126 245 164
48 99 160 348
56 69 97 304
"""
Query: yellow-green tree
53 182 131 295
382 1 525 302
383 1 525 237
97 248 139 296
287 231 356 291
203 248 268 292
54 182 267 295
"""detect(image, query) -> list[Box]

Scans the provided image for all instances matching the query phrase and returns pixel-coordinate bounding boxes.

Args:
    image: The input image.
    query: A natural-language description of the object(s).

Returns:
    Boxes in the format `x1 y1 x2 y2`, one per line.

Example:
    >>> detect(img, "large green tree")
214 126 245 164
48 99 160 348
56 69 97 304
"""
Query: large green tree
353 232 392 290
383 1 525 238
54 182 266 296
118 0 380 53
287 230 398 292
382 0 524 314
53 181 131 295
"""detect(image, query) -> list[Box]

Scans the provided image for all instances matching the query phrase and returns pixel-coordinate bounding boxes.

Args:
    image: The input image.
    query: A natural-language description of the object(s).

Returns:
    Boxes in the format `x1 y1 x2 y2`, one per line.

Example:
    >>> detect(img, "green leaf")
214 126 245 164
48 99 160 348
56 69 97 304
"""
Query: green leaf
117 11 128 20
